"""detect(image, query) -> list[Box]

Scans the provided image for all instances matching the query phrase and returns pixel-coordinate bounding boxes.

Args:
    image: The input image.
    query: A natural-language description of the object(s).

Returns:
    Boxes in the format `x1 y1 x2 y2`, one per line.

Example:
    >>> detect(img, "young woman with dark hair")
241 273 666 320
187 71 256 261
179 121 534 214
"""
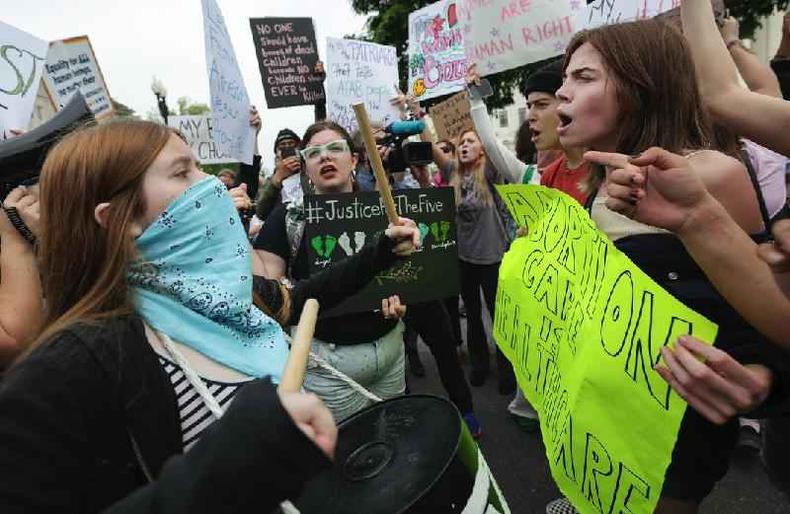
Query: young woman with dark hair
555 19 789 513
253 120 426 423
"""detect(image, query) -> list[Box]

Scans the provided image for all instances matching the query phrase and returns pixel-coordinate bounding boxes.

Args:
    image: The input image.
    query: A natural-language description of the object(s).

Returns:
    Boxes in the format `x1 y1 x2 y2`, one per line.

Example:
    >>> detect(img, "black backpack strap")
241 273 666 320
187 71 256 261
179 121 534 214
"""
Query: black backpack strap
583 187 598 213
740 149 772 230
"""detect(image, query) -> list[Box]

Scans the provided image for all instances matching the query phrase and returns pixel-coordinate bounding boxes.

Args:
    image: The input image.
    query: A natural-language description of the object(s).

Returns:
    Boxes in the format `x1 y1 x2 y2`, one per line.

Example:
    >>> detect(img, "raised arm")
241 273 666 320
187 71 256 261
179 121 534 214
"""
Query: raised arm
720 17 782 98
465 64 525 183
682 0 790 156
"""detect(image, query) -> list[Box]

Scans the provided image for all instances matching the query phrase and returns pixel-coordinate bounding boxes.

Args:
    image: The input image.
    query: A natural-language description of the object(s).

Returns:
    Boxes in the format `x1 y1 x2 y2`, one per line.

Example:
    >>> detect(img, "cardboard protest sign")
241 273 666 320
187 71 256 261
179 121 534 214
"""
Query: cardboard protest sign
304 188 459 316
493 185 718 514
576 0 686 30
428 90 471 141
325 37 400 135
40 35 114 122
202 0 255 165
249 17 325 109
459 0 581 77
0 22 49 140
408 0 467 101
168 115 234 165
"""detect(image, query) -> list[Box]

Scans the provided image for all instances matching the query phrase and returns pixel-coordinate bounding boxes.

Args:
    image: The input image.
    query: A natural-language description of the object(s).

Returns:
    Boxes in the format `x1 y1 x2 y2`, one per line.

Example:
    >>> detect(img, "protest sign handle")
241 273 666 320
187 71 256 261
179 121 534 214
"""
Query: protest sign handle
352 102 399 224
278 298 320 393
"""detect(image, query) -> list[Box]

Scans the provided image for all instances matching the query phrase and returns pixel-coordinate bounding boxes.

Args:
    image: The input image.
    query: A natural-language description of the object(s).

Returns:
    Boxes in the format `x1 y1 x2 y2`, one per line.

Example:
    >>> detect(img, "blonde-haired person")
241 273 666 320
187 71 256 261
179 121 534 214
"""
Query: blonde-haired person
449 126 516 393
0 119 419 513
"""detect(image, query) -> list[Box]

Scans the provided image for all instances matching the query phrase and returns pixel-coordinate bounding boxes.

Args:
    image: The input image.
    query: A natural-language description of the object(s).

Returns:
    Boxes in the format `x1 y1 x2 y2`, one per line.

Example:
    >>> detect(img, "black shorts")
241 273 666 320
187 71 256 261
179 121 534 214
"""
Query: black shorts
662 408 739 502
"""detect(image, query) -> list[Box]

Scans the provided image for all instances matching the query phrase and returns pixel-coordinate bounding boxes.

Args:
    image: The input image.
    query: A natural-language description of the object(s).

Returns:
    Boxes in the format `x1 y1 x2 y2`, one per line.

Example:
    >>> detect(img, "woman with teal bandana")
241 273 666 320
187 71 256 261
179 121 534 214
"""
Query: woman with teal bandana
0 120 419 513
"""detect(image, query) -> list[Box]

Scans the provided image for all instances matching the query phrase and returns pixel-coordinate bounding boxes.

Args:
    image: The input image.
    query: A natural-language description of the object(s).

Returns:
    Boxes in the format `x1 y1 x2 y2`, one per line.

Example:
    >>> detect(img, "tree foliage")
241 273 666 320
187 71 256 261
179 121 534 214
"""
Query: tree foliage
111 99 137 118
176 97 211 116
350 0 788 109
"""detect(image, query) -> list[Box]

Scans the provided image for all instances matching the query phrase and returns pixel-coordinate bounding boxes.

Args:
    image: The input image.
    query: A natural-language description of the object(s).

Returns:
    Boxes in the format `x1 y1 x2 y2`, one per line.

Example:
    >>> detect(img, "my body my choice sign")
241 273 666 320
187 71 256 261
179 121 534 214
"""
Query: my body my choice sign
305 188 459 316
493 185 718 514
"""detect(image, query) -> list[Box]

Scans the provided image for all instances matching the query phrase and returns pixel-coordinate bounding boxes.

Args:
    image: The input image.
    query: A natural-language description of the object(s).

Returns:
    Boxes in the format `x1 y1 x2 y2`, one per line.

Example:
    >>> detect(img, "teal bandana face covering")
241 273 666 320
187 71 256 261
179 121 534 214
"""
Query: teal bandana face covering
129 175 288 380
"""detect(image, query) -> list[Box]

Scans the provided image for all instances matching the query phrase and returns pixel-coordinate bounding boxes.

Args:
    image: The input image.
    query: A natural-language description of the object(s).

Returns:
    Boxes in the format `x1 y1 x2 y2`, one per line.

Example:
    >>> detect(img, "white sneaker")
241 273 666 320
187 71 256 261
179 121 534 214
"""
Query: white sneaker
545 497 578 514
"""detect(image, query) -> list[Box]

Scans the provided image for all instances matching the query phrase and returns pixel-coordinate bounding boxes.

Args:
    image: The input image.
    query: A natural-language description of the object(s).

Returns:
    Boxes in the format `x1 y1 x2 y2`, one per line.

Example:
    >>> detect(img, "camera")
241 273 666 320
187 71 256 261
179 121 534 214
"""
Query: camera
378 120 434 173
0 93 94 200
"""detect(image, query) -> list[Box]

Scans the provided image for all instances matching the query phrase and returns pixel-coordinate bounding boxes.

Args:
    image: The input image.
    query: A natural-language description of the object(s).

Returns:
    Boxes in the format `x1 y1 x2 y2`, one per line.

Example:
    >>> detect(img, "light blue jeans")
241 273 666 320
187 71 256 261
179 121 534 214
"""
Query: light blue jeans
303 322 405 422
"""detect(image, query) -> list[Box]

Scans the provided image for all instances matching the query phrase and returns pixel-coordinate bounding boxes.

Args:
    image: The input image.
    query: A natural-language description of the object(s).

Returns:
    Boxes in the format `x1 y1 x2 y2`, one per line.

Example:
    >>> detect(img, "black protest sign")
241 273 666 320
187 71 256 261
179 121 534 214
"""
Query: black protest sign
249 17 325 109
305 188 459 316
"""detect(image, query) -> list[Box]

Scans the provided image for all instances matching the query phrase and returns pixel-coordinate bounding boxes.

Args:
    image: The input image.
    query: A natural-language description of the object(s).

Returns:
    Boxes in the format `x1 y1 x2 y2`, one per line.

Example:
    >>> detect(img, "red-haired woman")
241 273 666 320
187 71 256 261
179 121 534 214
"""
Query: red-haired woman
0 120 418 513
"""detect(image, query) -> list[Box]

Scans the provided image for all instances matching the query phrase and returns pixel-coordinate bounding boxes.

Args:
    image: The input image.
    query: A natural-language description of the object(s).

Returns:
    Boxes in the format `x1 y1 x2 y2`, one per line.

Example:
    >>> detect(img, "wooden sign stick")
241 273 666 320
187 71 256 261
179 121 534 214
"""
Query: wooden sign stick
278 298 320 393
352 102 399 224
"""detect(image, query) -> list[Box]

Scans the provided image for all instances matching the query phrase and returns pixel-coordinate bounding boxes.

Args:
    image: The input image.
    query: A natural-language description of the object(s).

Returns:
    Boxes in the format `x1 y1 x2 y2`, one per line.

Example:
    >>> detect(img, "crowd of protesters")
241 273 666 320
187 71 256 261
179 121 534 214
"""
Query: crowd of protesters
1 0 789 512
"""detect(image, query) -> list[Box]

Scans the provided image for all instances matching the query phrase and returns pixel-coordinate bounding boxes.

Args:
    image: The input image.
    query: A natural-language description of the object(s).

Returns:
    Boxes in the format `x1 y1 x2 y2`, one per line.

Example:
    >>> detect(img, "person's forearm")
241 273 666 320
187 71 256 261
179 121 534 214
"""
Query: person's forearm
287 235 399 325
238 156 262 200
0 237 43 353
682 0 742 102
255 178 281 220
678 197 790 348
469 97 525 183
730 44 782 98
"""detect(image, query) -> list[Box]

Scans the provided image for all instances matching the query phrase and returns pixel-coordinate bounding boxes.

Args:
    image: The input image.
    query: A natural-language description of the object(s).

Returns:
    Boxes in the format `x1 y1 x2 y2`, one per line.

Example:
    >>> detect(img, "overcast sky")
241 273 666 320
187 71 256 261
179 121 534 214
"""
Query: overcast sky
4 0 368 167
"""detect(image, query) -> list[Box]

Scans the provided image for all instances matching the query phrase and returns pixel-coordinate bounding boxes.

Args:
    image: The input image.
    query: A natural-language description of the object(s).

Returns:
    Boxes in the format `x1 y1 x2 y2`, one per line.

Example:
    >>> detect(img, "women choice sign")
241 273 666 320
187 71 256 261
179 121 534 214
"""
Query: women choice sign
408 0 467 101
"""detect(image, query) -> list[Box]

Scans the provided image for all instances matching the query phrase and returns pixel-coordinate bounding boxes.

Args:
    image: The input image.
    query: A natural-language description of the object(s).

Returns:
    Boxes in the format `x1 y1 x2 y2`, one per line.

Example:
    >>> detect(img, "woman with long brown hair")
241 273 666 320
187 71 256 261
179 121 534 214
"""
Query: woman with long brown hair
0 119 419 513
553 19 789 514
449 127 516 393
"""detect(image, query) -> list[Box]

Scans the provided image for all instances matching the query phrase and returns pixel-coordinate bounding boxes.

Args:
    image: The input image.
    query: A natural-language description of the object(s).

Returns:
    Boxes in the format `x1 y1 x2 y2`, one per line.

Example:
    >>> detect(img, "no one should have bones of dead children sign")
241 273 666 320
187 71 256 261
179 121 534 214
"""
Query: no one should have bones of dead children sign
492 184 718 514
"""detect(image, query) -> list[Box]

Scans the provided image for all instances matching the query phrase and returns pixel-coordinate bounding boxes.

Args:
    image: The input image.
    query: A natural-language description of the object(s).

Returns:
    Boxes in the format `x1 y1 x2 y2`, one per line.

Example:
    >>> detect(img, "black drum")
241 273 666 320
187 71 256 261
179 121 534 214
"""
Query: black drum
293 395 509 514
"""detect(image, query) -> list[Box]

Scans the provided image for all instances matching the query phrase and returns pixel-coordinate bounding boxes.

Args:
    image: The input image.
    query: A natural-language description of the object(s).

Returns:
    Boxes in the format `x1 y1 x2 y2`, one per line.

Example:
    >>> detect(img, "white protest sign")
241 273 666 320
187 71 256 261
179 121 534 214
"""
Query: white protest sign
41 35 115 121
576 0 681 30
325 37 400 135
459 0 581 77
0 21 49 140
280 173 303 204
408 0 467 101
168 115 235 165
202 0 255 165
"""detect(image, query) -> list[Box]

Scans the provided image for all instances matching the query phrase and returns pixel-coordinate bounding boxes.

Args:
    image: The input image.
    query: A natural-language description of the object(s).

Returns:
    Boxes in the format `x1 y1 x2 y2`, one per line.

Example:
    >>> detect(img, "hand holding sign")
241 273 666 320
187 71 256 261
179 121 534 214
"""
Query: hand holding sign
585 148 712 234
656 335 772 425
384 217 421 256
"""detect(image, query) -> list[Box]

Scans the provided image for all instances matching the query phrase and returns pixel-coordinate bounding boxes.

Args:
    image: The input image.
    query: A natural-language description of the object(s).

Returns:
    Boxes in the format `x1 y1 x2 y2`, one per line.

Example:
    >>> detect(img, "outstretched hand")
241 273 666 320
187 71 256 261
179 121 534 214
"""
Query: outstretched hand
585 147 713 234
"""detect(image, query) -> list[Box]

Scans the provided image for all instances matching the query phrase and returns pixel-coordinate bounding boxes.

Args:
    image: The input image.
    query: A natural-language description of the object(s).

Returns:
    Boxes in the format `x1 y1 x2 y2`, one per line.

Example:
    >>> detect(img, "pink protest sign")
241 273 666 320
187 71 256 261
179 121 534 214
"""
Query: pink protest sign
459 0 582 77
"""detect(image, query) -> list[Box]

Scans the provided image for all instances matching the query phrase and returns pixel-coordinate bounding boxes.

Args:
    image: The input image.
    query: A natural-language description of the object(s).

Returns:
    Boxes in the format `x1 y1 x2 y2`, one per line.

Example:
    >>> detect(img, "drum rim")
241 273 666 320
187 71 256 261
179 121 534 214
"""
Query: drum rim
303 394 465 514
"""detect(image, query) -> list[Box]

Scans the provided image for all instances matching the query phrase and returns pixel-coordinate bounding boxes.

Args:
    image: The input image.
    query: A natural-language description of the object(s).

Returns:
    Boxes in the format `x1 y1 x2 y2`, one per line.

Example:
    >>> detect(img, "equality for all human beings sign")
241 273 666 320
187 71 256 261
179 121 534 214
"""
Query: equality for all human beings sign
408 0 467 101
249 17 325 109
202 0 255 165
168 115 234 165
325 37 400 135
459 0 580 77
0 22 49 140
428 90 471 141
304 188 459 316
492 184 718 514
40 35 114 122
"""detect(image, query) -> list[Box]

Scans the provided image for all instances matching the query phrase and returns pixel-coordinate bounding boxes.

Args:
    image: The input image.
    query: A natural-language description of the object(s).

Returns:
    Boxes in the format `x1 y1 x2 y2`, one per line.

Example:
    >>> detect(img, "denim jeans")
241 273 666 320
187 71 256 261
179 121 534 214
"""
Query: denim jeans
303 322 405 422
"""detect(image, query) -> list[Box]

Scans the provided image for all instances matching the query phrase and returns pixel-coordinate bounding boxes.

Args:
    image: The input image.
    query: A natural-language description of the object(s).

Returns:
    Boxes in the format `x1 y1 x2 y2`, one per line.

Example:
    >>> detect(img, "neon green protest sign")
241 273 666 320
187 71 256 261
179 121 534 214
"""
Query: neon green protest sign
493 185 718 514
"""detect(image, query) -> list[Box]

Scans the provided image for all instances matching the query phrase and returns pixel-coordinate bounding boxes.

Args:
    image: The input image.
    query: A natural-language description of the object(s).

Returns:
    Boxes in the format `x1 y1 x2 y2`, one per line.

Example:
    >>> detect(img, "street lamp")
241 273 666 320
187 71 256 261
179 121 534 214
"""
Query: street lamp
151 76 169 125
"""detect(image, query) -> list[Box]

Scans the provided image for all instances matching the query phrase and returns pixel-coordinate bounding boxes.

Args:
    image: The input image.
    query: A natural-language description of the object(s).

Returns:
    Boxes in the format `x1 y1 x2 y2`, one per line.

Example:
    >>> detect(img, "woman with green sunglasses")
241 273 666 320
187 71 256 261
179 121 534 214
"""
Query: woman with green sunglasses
254 120 411 422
